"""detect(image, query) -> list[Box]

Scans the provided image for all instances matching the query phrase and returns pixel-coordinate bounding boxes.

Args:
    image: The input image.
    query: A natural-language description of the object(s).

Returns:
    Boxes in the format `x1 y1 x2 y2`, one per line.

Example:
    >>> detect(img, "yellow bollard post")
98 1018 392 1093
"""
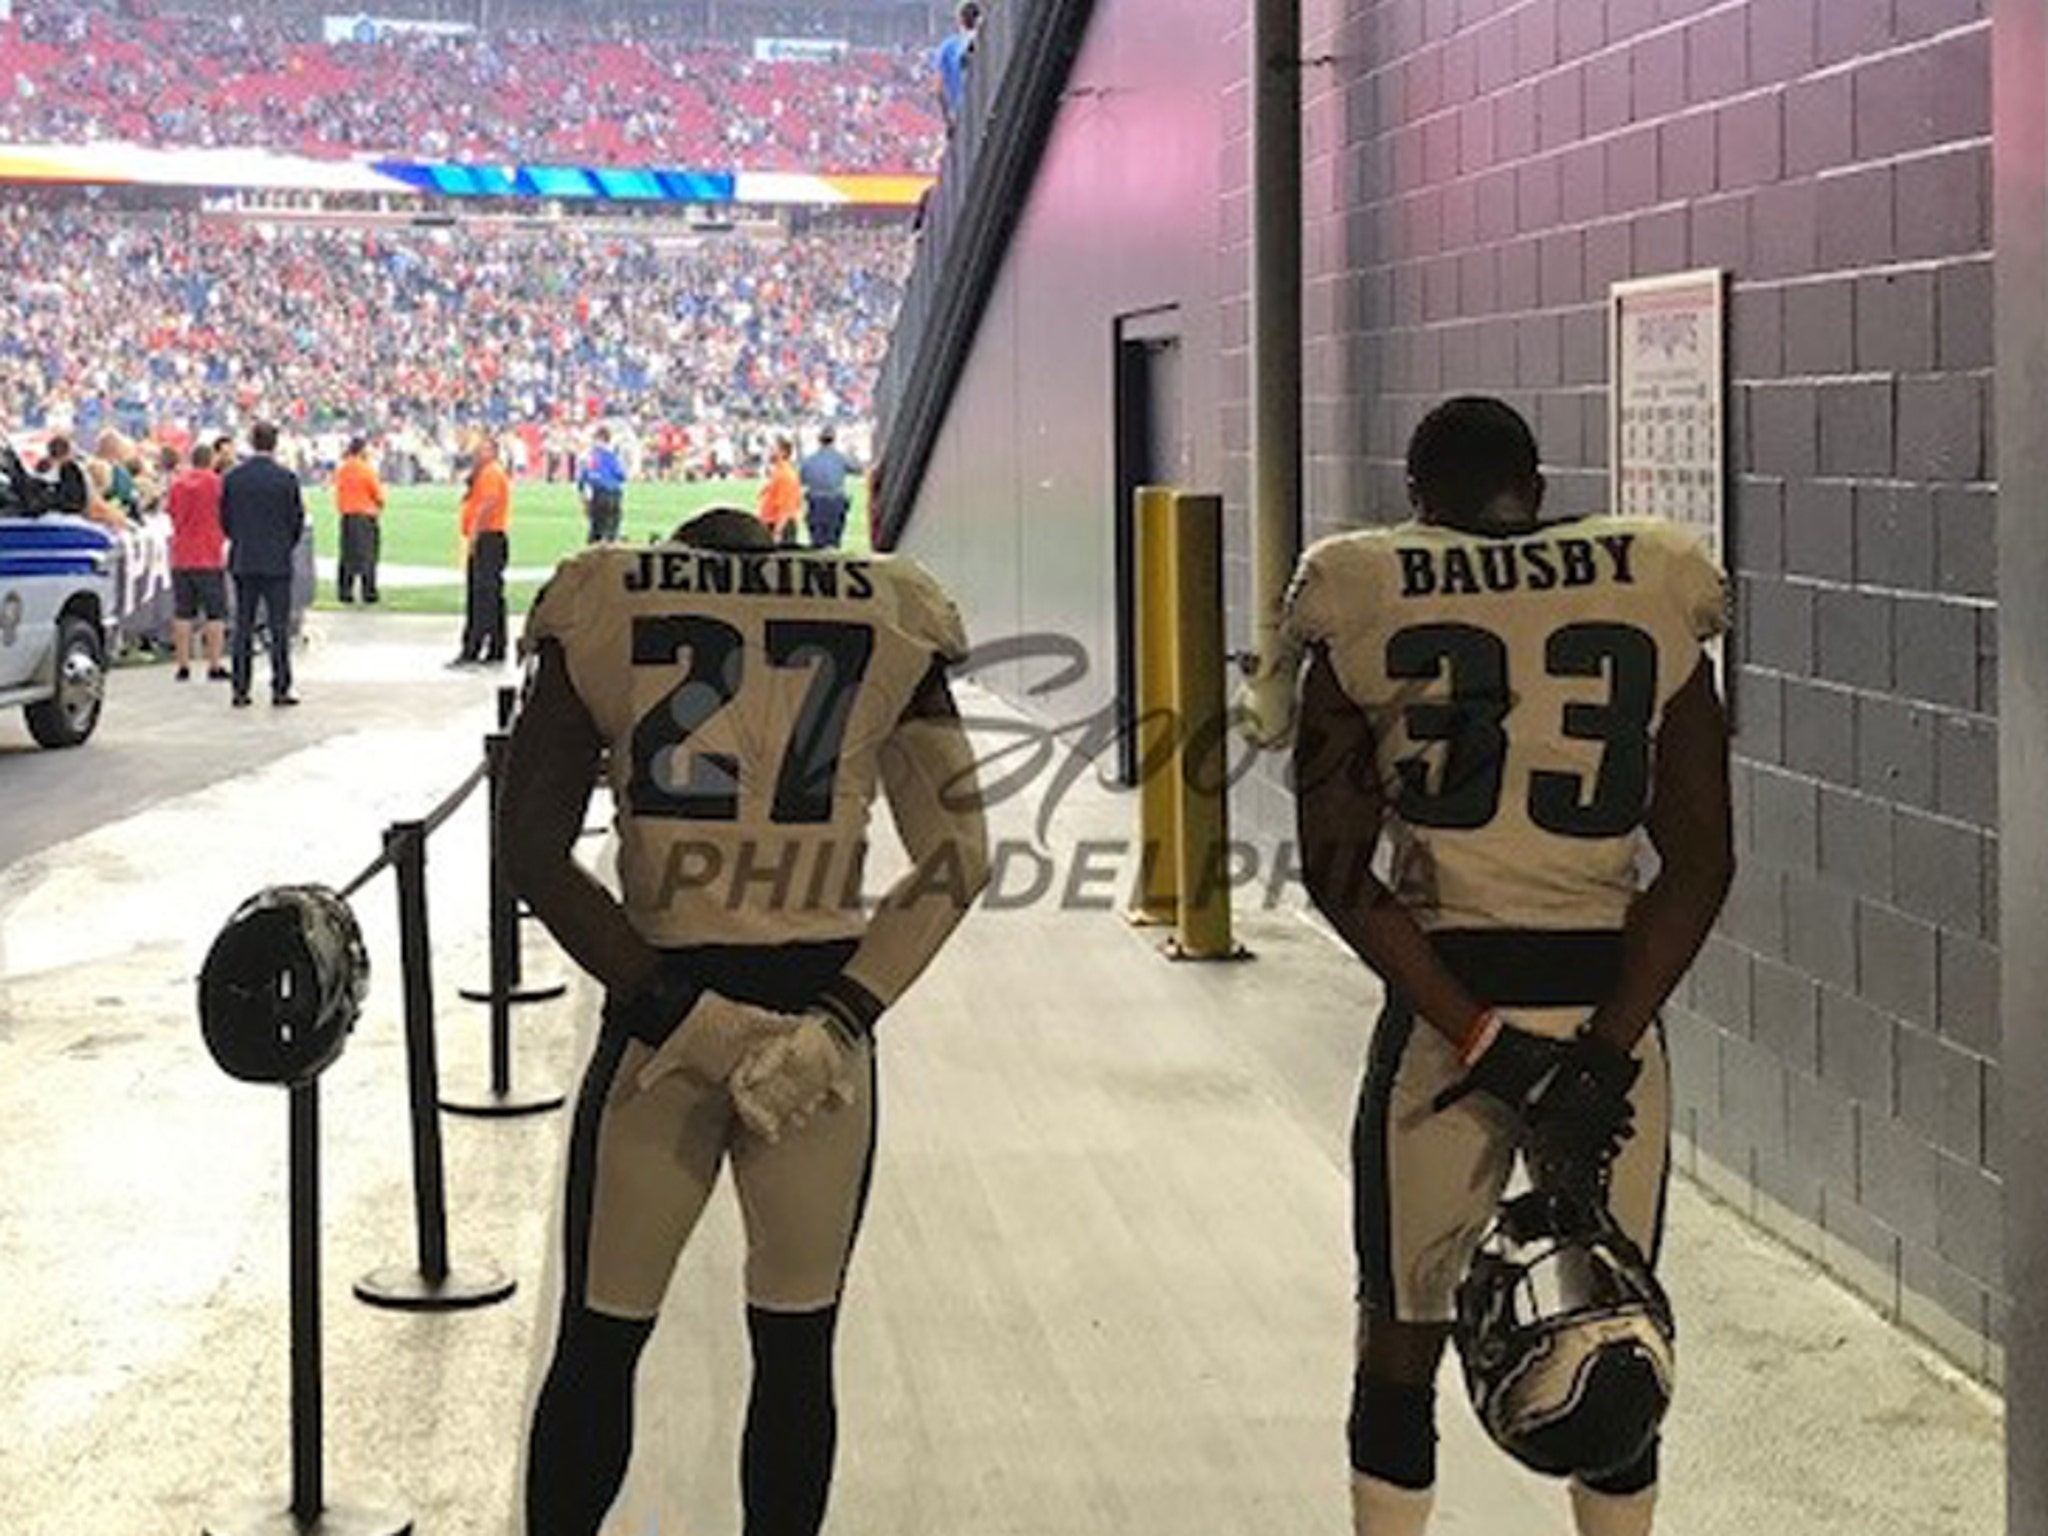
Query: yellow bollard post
1167 492 1245 962
1128 486 1181 926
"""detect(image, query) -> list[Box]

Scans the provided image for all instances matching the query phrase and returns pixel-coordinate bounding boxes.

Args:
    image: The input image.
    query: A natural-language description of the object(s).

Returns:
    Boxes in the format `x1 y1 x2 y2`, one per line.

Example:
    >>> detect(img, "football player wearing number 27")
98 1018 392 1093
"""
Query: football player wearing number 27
501 507 991 1536
1276 398 1734 1536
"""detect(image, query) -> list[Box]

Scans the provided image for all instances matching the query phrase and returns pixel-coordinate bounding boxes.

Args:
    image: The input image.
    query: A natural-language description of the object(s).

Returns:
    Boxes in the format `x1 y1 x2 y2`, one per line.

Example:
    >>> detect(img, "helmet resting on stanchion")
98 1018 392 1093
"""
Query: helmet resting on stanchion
199 884 370 1085
1452 1188 1676 1481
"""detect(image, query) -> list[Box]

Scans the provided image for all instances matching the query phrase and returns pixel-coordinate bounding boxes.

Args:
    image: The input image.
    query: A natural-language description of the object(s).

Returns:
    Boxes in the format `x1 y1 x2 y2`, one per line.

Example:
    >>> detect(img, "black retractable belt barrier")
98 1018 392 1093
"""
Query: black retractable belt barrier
354 822 516 1312
444 716 567 1119
461 687 566 1006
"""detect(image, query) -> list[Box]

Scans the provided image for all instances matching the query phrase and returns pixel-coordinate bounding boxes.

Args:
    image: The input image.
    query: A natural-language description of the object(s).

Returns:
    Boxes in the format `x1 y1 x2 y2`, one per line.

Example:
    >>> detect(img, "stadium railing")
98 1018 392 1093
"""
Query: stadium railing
870 0 1100 548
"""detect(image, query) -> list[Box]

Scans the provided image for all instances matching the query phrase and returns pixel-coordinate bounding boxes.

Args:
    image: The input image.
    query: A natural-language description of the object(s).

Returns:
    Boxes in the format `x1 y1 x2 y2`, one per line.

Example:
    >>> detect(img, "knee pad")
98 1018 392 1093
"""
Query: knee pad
1579 1435 1658 1496
1348 1373 1438 1491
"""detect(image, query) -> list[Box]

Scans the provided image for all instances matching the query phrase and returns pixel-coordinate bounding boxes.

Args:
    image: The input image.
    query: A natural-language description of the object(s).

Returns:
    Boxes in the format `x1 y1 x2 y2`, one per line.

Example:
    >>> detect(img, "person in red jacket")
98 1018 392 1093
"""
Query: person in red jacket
165 442 229 682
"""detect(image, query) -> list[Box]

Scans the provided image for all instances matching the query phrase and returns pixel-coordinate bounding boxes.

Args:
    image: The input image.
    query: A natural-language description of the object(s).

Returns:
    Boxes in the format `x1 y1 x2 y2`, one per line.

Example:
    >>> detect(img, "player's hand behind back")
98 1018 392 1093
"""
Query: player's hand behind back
731 1015 859 1142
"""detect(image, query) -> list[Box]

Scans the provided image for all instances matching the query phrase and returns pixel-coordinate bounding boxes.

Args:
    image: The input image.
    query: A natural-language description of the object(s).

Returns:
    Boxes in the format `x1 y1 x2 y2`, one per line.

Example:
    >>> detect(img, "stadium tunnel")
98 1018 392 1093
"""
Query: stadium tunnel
873 0 2039 1528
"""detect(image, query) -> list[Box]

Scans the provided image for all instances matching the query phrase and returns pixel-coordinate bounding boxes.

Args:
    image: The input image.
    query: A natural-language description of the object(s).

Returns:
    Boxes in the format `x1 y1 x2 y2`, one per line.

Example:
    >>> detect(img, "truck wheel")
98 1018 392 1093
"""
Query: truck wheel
25 615 106 748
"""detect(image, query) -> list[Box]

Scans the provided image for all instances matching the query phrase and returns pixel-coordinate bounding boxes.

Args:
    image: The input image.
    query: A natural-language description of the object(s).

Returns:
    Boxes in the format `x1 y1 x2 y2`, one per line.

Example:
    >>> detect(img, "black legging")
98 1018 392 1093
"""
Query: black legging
525 1301 844 1536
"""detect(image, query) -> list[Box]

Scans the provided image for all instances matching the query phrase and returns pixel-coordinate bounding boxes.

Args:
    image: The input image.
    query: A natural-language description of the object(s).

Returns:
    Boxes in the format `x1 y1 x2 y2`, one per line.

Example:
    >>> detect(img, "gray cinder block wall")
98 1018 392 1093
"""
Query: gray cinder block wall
1228 0 2001 1377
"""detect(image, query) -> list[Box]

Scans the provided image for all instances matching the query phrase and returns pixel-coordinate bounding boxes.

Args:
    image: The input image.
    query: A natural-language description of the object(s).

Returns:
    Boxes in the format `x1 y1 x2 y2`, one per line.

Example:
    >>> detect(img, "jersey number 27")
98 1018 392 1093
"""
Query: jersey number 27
627 615 875 824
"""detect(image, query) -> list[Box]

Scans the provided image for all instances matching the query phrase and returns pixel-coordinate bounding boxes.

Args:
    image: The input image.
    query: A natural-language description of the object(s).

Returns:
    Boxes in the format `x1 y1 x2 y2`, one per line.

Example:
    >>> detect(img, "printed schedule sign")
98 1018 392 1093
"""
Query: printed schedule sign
1609 269 1727 557
1609 268 1731 710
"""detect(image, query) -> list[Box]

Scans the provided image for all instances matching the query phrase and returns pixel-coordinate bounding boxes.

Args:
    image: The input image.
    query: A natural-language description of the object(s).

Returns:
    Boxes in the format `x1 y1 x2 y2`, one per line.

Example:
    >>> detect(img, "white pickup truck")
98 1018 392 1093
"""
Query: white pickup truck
0 512 117 748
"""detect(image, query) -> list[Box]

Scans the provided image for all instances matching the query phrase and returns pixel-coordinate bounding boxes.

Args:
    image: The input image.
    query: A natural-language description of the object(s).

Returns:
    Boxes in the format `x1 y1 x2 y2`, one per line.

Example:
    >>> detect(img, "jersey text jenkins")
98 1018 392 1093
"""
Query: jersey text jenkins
623 550 877 601
1397 533 1636 599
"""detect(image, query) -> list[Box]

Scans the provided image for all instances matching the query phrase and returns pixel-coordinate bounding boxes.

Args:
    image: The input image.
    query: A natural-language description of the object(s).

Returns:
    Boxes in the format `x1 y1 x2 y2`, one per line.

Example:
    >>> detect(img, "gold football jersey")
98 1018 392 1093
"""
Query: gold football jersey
523 544 969 948
1284 515 1727 933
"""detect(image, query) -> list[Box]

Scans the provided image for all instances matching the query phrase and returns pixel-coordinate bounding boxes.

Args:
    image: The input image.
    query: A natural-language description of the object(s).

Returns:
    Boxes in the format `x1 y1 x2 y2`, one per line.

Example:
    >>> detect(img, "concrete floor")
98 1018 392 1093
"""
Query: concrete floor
0 609 2004 1536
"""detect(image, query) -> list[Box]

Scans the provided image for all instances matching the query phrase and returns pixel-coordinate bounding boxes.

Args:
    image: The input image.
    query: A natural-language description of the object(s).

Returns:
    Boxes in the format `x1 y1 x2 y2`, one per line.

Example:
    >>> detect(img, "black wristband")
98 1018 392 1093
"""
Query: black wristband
812 974 884 1042
612 967 697 1045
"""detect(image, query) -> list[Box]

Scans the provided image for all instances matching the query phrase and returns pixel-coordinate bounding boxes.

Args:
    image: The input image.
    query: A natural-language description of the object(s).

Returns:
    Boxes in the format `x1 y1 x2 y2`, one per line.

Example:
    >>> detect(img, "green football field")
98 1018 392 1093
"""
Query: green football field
309 478 871 615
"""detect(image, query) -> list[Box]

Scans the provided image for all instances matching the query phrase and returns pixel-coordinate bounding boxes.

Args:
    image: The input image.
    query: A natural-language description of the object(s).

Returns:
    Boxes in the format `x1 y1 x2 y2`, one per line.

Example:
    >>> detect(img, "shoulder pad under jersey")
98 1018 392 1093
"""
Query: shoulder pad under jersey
1596 515 1729 642
869 554 969 663
1281 529 1396 650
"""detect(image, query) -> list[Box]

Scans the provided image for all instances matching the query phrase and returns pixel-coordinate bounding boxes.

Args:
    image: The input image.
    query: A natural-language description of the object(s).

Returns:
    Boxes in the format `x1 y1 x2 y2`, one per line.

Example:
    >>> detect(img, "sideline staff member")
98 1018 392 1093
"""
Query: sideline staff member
334 436 386 603
453 436 511 666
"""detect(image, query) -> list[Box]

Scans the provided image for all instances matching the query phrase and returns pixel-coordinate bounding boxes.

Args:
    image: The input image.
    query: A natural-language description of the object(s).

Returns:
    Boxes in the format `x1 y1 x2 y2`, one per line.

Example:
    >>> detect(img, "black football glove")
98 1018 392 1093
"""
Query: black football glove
1524 1034 1641 1203
1432 1020 1570 1118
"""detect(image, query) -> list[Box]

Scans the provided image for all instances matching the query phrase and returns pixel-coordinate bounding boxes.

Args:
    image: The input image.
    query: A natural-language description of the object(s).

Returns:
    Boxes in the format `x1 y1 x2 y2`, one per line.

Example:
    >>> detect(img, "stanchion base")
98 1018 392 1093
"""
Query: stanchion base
457 979 568 1004
440 1086 567 1118
354 1260 517 1312
1160 938 1255 964
204 1495 413 1535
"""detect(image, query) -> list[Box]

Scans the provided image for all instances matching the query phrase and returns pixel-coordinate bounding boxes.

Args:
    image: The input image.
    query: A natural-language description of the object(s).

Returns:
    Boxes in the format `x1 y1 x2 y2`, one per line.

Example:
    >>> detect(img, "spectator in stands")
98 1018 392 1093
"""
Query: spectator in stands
453 435 511 667
82 456 126 532
165 441 230 682
220 419 306 707
934 2 981 133
798 424 858 550
333 435 386 603
0 202 912 467
0 7 945 172
756 435 803 547
576 425 628 544
42 434 90 519
94 429 140 523
212 434 238 476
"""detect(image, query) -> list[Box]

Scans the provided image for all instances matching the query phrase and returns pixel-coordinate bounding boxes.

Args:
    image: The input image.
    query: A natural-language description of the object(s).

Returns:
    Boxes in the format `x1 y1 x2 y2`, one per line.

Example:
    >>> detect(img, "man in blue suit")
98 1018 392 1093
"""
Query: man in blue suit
220 420 306 708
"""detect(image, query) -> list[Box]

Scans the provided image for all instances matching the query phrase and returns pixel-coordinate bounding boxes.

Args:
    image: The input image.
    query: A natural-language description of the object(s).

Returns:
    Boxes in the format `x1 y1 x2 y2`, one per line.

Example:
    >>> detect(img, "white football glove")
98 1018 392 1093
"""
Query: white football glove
632 989 801 1094
729 1015 859 1141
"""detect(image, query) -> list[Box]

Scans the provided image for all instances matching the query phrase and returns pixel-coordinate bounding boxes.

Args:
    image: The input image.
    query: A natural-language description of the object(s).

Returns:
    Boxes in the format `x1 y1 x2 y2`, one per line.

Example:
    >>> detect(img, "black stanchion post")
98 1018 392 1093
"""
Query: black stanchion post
356 823 515 1311
459 717 566 1008
445 733 565 1118
206 1081 411 1536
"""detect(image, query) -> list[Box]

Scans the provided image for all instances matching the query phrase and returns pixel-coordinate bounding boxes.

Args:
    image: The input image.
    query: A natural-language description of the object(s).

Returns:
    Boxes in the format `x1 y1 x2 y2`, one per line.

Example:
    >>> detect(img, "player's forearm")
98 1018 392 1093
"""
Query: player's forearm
831 719 991 1025
1306 856 1485 1050
1581 856 1733 1052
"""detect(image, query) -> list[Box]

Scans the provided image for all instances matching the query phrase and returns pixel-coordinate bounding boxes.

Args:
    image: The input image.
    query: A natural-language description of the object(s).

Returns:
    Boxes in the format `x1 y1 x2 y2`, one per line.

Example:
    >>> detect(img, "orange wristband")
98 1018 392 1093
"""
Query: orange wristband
1459 1007 1503 1068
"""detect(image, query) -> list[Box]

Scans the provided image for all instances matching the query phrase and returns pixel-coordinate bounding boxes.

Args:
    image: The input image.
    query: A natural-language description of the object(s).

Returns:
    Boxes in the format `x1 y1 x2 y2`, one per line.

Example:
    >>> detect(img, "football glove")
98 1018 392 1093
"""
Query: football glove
1432 1018 1571 1118
1524 1034 1641 1203
631 989 802 1094
730 1014 860 1142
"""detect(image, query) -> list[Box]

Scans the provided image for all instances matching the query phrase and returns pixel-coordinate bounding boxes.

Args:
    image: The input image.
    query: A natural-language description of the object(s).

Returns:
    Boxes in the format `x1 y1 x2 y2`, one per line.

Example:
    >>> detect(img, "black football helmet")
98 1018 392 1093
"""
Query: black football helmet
1452 1189 1675 1481
199 884 370 1086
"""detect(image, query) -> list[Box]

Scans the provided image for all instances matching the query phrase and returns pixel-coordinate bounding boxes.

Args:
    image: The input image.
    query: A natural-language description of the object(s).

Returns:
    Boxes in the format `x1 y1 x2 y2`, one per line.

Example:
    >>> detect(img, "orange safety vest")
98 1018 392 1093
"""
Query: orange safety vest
334 456 384 516
462 461 511 537
757 459 802 528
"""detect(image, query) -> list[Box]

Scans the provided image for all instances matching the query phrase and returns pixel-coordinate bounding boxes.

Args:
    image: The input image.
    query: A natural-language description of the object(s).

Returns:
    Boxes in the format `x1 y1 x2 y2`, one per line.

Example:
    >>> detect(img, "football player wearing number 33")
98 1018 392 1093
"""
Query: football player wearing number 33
1279 399 1735 1536
501 507 990 1536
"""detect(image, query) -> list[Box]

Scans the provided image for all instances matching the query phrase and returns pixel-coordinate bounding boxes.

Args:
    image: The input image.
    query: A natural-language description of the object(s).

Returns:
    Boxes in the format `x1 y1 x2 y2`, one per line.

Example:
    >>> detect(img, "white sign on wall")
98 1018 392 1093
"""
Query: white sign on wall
1609 267 1731 698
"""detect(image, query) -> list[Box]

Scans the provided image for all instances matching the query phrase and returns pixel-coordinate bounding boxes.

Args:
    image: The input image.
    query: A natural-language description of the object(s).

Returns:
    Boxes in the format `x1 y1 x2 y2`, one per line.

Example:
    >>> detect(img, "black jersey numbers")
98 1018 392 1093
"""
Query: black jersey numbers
627 616 876 824
629 615 745 820
1386 621 1657 839
1386 624 1510 830
1529 623 1657 838
768 620 876 824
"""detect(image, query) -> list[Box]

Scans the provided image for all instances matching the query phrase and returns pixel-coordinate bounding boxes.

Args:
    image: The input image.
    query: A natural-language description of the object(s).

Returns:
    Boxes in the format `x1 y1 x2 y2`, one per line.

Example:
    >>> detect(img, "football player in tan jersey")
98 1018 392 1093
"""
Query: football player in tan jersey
1283 399 1734 1536
503 508 989 1536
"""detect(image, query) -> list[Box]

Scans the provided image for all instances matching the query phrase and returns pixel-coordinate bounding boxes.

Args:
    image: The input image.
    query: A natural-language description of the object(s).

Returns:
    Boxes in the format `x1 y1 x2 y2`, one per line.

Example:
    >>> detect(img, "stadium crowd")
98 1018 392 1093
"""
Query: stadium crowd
0 199 909 478
2 4 944 171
